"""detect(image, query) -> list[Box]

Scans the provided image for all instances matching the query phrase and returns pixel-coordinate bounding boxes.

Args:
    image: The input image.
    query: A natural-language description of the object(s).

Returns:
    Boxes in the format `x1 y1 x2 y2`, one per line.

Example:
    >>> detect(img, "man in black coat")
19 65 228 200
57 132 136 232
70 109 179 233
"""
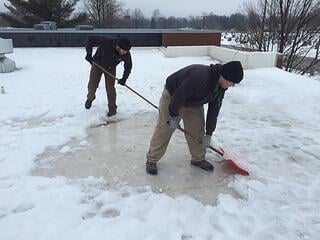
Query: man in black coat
84 36 132 117
146 61 244 175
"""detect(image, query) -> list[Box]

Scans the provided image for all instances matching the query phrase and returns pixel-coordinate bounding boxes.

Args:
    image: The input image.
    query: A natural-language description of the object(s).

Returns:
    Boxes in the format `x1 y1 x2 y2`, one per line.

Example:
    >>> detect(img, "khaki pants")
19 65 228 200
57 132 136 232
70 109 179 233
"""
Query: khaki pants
146 89 206 162
87 64 117 113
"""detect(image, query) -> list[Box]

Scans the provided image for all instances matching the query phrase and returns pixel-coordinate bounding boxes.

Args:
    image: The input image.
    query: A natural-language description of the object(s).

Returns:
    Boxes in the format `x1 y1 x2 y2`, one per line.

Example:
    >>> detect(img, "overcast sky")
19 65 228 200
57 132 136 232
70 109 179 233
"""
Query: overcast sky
0 0 247 17
119 0 247 17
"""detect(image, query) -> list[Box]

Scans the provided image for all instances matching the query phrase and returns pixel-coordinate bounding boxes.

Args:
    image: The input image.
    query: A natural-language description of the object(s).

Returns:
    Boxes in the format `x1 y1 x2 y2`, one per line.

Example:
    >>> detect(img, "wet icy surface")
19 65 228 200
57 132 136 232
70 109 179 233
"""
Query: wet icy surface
33 112 241 205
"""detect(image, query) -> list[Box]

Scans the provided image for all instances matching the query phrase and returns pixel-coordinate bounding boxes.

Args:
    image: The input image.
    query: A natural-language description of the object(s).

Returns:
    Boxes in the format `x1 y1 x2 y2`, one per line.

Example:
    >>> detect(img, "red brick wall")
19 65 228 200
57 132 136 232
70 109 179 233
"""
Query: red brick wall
162 33 221 47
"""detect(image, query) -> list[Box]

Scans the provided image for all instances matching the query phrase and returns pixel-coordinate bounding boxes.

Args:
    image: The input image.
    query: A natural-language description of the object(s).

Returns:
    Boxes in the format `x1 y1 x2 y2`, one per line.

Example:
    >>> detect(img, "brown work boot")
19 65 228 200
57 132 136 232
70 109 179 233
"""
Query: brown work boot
191 160 214 172
85 96 95 109
85 99 92 109
146 161 157 175
107 111 117 117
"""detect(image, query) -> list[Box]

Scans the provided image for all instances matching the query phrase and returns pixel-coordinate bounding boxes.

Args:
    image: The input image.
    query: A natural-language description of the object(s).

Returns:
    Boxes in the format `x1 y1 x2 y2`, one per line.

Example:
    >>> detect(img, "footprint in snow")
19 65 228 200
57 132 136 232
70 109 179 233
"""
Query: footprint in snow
82 212 97 220
101 208 120 218
12 203 35 214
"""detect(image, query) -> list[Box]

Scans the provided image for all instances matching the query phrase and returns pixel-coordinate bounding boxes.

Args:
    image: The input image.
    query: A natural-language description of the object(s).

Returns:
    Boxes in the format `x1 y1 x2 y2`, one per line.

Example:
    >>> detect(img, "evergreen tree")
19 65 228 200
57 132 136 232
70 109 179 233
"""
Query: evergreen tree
0 0 87 27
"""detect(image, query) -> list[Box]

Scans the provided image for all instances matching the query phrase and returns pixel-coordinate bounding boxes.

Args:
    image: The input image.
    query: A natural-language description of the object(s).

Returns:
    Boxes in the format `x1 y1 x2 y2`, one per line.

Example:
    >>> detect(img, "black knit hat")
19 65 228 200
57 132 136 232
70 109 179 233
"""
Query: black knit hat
221 61 244 83
117 36 131 50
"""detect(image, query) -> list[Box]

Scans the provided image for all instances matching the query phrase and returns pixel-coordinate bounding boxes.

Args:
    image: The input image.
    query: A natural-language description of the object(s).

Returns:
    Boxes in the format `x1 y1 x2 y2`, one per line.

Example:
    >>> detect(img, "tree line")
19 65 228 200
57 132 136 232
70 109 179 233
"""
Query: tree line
0 0 246 30
0 0 319 75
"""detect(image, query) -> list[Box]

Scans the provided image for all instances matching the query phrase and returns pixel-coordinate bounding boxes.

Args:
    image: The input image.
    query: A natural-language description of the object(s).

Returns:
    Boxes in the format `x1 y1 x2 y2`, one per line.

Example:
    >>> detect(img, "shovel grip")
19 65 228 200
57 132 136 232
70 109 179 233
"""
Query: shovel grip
177 127 223 156
209 145 224 156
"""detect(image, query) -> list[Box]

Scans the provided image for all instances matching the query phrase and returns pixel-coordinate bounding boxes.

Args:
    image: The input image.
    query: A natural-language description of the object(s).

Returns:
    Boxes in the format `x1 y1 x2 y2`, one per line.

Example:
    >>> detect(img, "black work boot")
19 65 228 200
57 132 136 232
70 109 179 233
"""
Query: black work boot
191 160 214 172
146 161 157 175
85 99 92 109
107 111 117 117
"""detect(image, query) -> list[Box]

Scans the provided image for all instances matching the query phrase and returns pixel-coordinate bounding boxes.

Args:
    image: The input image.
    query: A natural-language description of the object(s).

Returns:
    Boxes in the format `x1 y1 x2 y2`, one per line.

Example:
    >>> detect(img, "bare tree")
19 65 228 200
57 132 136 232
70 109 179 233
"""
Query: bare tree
131 8 148 28
243 0 320 74
83 0 123 28
278 0 320 73
242 2 262 50
150 9 161 28
258 0 268 51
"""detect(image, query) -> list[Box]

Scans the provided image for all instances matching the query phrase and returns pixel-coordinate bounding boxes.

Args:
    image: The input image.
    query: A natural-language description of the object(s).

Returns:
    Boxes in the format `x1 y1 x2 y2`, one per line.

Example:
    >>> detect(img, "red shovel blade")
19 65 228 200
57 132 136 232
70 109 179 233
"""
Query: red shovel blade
210 146 249 176
225 159 249 176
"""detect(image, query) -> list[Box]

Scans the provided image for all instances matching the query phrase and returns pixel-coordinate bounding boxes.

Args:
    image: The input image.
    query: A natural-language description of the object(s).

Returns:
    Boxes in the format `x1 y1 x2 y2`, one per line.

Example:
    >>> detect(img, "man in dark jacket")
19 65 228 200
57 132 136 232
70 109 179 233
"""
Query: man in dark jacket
146 61 244 175
84 35 132 117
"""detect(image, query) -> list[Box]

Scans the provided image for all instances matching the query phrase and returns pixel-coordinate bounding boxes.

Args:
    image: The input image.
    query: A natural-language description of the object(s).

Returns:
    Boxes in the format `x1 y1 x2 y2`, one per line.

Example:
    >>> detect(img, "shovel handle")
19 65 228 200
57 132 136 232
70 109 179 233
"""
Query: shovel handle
93 62 158 109
177 126 224 156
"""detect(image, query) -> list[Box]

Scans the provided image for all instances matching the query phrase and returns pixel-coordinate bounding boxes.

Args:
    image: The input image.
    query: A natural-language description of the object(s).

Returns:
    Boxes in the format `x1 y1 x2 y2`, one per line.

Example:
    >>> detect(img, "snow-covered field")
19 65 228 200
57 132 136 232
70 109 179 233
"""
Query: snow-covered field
1 48 320 240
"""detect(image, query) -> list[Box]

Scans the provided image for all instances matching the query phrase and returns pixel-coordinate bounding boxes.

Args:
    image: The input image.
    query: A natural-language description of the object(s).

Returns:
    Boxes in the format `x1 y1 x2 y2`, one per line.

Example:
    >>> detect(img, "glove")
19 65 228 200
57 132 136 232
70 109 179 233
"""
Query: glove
85 54 93 64
167 115 180 129
118 78 126 86
203 134 212 148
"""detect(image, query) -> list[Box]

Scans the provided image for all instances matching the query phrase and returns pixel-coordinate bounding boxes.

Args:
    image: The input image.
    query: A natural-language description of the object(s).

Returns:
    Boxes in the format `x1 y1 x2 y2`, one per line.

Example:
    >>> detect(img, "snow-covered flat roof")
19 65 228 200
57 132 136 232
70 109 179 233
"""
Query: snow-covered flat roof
0 47 319 240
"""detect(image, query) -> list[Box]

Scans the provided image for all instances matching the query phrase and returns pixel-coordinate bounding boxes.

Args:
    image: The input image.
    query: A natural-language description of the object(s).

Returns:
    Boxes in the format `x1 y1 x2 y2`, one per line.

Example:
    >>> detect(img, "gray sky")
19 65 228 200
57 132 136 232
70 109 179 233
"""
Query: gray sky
0 0 247 17
121 0 247 17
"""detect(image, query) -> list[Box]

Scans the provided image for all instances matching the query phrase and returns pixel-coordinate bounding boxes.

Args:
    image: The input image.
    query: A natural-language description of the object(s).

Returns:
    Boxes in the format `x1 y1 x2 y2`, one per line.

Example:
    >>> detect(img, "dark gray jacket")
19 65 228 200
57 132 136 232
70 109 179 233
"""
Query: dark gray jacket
165 64 226 135
86 36 132 80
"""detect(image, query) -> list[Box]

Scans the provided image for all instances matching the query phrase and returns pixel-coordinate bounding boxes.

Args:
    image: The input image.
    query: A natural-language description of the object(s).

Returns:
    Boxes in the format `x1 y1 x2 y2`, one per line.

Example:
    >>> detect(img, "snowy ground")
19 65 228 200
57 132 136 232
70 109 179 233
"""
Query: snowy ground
1 48 320 240
221 32 319 59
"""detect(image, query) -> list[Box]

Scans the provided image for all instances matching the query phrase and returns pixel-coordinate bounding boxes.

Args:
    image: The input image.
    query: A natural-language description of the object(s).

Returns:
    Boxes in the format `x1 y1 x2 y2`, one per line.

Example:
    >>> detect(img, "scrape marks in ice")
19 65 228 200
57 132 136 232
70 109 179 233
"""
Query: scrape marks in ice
2 113 75 129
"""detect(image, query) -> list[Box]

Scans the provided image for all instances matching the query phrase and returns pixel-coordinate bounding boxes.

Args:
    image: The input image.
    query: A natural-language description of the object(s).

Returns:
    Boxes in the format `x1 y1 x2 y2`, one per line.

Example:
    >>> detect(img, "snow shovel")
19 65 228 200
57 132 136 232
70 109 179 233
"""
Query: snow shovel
177 127 249 175
92 61 249 176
